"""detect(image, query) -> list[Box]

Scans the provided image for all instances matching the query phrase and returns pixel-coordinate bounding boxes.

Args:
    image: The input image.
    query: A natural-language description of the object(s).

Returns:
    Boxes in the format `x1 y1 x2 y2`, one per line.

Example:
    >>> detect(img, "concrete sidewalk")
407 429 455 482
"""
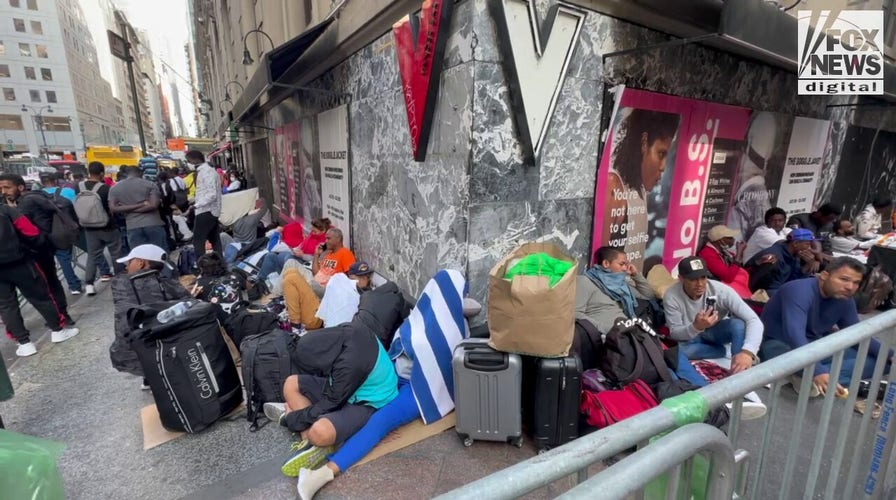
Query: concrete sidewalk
0 283 597 499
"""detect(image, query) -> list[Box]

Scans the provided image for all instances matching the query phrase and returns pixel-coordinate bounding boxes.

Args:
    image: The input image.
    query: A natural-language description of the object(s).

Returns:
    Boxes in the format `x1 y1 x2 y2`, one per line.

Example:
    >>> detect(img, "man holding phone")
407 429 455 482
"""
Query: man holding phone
664 256 763 373
312 228 356 289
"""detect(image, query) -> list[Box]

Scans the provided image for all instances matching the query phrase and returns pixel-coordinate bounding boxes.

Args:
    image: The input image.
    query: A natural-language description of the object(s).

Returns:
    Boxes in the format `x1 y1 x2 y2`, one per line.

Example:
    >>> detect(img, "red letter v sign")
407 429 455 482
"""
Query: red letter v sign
393 0 455 162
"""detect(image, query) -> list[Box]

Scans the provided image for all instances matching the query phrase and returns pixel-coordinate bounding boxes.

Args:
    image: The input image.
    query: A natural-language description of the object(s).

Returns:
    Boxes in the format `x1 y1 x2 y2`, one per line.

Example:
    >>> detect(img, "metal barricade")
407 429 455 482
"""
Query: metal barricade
436 309 896 500
557 424 736 500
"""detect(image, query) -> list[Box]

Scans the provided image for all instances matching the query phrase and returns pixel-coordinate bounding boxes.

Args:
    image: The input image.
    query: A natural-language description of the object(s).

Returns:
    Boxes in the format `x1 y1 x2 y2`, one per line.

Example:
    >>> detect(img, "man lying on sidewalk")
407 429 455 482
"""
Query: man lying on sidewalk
759 256 892 396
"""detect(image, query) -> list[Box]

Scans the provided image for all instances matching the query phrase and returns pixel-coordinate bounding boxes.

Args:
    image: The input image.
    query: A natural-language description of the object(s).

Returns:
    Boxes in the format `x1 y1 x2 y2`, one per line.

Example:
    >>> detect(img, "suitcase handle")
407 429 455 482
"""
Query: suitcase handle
464 351 508 372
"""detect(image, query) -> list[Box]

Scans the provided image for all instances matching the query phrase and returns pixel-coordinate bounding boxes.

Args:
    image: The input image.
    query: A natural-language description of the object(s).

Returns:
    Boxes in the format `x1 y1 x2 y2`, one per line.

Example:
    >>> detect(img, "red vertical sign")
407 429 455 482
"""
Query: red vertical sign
393 0 454 162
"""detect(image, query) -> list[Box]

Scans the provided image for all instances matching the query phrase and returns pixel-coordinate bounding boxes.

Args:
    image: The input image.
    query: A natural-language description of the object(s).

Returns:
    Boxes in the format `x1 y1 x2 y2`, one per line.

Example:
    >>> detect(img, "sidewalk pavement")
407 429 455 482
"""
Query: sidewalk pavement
0 282 601 499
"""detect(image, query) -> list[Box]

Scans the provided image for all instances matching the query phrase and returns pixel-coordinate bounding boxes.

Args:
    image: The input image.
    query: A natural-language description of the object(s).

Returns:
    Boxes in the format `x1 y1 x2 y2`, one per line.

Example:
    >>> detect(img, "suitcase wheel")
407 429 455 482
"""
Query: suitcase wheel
460 434 473 447
510 436 523 448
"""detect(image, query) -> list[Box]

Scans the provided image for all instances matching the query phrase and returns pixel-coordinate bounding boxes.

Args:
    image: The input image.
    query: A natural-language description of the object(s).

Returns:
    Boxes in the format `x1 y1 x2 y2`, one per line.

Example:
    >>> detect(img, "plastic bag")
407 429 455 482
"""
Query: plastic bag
0 430 66 500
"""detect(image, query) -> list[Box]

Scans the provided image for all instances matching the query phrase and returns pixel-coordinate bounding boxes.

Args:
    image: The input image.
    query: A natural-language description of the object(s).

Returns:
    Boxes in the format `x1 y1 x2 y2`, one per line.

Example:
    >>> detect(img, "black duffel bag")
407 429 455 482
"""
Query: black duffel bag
597 317 678 387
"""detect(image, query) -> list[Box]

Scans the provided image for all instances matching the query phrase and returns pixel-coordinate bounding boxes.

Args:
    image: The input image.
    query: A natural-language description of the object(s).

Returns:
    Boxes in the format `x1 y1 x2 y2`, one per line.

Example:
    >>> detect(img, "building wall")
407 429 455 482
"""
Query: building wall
0 0 83 156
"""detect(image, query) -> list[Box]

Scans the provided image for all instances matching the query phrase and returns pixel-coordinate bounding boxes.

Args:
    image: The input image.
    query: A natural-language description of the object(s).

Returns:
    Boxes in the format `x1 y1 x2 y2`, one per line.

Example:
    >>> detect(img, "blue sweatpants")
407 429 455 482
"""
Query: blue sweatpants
329 380 418 471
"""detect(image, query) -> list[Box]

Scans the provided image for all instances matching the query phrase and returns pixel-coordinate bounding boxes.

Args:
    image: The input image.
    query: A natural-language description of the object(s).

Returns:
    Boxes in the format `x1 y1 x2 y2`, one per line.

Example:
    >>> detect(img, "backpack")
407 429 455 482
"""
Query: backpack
222 302 279 346
177 245 197 275
171 178 189 212
240 328 298 430
597 317 678 386
47 190 80 250
74 182 110 228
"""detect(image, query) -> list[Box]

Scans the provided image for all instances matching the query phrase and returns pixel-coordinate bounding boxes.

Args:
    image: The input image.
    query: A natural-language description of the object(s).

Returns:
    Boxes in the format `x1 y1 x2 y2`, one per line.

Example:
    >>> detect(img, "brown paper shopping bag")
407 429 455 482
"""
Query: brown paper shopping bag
487 242 577 357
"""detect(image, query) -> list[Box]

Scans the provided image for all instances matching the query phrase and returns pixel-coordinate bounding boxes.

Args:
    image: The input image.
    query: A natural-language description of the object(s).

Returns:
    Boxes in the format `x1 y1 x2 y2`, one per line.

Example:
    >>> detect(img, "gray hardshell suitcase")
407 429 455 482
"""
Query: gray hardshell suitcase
453 338 523 447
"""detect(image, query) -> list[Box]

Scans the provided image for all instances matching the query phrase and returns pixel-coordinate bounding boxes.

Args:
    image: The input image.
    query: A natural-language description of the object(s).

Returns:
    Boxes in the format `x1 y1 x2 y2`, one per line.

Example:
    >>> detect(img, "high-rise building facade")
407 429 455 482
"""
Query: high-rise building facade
0 0 84 158
56 0 125 148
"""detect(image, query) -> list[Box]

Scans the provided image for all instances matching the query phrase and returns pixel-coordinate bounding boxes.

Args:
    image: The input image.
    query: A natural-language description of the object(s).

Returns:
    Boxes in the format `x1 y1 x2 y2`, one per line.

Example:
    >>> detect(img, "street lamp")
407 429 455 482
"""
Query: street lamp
219 99 233 118
241 29 275 65
21 104 53 159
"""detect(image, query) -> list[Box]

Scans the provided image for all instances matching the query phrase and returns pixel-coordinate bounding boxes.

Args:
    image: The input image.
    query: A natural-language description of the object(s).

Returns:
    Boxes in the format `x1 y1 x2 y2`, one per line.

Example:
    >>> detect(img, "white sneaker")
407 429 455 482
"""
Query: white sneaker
726 399 768 420
85 284 96 296
70 289 81 295
16 342 37 357
50 326 80 343
263 402 287 424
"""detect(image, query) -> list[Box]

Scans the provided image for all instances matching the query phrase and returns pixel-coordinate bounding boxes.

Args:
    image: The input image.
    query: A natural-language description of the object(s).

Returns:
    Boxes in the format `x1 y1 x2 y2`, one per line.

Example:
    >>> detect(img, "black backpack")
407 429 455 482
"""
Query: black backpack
240 328 298 430
47 190 80 250
597 317 678 386
222 302 279 346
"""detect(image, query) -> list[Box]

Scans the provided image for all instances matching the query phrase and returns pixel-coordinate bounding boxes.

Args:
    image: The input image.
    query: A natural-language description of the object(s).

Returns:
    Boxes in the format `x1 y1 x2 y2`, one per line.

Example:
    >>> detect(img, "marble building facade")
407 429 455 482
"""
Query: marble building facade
256 0 894 317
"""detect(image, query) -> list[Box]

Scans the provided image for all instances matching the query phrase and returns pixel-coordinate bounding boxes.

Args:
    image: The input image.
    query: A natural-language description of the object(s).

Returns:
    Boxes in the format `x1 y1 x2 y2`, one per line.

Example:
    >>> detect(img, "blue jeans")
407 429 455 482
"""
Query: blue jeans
55 248 82 292
674 349 708 387
680 318 746 360
256 251 293 280
759 339 883 386
224 242 242 264
127 225 169 252
329 380 417 471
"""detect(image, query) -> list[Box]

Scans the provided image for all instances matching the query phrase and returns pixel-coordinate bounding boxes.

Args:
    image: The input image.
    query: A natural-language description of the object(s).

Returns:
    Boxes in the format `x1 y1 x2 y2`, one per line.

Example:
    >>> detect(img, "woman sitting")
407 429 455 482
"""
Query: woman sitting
697 225 753 300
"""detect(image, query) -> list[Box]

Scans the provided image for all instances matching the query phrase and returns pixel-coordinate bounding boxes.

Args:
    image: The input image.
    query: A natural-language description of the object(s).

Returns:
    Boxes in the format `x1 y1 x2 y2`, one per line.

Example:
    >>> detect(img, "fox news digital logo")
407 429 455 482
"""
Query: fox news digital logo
798 10 884 95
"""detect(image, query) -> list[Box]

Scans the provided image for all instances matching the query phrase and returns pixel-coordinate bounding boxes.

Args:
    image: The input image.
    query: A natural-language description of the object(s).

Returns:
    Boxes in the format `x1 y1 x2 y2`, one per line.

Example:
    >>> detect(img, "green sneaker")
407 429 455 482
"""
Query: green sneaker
281 440 334 477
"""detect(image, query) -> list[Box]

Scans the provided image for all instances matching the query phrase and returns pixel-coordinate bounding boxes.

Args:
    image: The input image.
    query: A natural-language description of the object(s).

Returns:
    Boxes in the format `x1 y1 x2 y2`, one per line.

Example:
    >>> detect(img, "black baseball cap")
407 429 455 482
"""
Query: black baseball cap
347 261 373 276
678 256 712 280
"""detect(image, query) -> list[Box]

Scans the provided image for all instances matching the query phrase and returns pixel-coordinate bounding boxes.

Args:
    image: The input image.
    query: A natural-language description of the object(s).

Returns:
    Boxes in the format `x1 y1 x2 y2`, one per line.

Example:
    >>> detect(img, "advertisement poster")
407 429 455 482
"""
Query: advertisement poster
272 121 301 219
592 87 751 274
776 117 832 215
300 117 323 225
829 125 896 223
725 112 795 241
700 142 742 241
317 105 351 246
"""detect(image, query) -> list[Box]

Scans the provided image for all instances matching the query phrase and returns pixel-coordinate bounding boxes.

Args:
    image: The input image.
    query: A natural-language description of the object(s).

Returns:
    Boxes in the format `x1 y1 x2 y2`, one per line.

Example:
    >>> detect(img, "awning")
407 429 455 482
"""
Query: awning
208 142 231 159
229 18 335 125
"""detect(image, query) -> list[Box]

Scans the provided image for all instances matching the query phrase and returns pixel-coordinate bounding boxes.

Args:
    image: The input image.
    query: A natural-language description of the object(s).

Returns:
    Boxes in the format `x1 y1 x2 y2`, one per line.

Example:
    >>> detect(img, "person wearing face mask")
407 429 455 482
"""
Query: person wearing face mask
697 225 754 300
226 170 243 193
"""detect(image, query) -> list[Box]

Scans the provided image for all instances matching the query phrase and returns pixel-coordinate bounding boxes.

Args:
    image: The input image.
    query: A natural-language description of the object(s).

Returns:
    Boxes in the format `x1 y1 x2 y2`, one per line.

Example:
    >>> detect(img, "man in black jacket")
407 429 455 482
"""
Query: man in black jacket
0 173 74 324
0 204 79 356
266 323 399 477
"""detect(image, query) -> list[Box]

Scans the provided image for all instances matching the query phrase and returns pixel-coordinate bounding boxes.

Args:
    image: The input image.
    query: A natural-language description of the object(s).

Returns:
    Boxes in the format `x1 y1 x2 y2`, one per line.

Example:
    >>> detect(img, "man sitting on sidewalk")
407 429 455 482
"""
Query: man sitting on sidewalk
664 256 763 374
759 256 890 396
312 228 355 292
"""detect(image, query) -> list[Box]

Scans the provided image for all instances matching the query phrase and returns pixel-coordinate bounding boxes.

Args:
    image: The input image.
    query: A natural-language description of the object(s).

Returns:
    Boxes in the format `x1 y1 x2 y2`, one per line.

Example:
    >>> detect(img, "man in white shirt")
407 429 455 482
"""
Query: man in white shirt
743 207 791 263
855 197 892 240
829 219 876 254
185 150 222 255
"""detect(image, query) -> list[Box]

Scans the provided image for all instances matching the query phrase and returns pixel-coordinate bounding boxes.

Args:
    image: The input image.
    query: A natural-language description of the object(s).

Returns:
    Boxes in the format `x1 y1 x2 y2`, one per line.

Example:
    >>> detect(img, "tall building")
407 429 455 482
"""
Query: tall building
56 0 125 147
0 0 84 158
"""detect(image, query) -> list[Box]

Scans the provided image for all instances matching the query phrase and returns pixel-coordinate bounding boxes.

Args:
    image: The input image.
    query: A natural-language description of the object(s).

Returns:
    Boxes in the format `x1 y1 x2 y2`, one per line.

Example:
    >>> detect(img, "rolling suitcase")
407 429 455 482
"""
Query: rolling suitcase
453 338 523 447
525 355 582 452
128 300 243 433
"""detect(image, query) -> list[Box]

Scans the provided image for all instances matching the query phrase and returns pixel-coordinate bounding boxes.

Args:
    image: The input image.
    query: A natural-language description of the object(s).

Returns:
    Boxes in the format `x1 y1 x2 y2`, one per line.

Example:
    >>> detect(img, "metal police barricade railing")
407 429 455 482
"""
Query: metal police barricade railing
435 309 896 500
556 423 735 500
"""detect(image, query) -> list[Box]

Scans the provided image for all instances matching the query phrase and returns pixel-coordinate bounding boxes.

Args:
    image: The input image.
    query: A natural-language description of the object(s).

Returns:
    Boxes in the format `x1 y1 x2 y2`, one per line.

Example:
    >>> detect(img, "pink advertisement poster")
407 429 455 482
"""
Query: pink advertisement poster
592 87 751 274
272 122 302 221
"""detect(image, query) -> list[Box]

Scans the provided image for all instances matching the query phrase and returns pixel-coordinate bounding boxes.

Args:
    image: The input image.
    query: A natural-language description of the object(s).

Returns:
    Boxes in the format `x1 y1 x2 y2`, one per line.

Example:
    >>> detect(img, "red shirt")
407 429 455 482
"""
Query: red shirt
697 245 753 299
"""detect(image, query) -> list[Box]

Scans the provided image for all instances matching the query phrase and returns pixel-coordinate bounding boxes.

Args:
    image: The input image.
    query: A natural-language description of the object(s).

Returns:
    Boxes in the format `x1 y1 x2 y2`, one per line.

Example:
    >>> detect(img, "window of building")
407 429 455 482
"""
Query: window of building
24 66 35 79
40 68 51 81
13 18 25 32
19 43 30 57
3 88 14 101
26 0 36 10
43 117 70 132
0 65 9 78
9 0 21 7
45 90 56 103
30 20 42 34
29 89 39 102
36 44 47 58
0 114 24 130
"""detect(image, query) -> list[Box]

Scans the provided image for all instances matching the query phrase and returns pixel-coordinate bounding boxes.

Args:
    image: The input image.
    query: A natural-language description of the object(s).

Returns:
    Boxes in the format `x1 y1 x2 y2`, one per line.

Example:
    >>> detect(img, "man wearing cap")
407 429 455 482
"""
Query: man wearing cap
745 229 819 295
347 261 374 293
697 225 756 300
664 256 763 374
110 244 191 388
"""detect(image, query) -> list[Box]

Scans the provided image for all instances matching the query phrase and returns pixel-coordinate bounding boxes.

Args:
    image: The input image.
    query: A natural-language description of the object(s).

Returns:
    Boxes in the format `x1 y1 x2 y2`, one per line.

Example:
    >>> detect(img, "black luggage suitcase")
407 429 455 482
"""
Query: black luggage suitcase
523 355 582 452
128 300 243 433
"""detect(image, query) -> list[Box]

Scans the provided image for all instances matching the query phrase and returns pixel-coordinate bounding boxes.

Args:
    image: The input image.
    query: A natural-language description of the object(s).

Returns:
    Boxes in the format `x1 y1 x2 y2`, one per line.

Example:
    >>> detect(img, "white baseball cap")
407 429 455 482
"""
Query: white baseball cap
116 244 168 264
